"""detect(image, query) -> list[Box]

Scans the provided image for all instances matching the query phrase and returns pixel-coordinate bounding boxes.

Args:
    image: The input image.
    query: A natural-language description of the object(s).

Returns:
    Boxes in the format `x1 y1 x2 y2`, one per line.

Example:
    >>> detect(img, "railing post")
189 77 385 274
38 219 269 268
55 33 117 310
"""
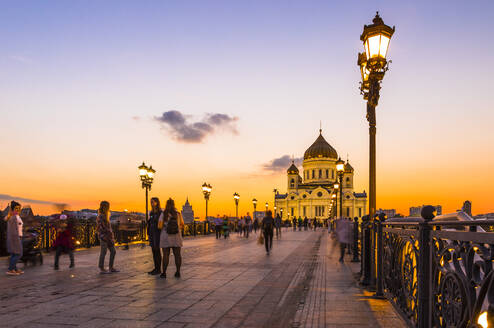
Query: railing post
418 206 435 328
361 215 371 286
193 221 196 236
369 216 377 290
374 213 385 298
116 221 121 244
351 217 360 262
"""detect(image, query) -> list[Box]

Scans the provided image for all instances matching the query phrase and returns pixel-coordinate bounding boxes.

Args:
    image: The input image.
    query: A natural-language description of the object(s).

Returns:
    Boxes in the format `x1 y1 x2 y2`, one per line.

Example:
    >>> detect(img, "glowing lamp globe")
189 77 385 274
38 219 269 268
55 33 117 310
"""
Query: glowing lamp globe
360 12 395 64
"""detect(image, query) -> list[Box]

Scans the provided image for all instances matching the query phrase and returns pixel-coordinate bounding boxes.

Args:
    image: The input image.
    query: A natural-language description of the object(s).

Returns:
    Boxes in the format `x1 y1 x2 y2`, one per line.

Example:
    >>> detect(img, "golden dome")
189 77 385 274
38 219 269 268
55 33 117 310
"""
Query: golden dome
303 131 338 160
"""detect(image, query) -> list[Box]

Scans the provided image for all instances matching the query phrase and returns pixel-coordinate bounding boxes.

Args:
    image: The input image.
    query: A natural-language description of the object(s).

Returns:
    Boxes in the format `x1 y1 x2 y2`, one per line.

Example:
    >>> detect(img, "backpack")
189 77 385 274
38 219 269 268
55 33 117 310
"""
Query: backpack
166 212 179 235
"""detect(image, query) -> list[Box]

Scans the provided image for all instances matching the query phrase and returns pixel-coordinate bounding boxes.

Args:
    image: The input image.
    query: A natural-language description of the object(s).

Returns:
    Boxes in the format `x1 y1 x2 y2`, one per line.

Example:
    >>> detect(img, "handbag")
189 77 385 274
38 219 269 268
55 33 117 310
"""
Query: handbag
257 233 264 245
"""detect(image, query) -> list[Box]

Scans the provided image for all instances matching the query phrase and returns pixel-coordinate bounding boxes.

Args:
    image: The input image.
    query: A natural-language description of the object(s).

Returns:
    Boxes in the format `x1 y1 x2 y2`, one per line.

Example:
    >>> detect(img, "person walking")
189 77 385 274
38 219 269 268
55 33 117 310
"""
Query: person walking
222 216 230 239
97 201 118 274
5 201 23 276
53 215 75 270
244 213 252 238
238 217 245 237
159 198 184 279
214 216 223 239
148 197 163 275
262 210 274 255
303 217 308 231
292 217 297 231
253 217 259 234
274 213 282 239
335 217 353 263
298 217 303 231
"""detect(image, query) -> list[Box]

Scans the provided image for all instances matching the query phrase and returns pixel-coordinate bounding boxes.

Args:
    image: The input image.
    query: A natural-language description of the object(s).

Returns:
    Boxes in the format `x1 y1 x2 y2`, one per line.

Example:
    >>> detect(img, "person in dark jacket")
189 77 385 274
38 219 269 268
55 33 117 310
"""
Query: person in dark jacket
53 215 75 270
292 217 297 231
262 211 274 254
148 197 163 275
274 214 282 239
5 201 23 276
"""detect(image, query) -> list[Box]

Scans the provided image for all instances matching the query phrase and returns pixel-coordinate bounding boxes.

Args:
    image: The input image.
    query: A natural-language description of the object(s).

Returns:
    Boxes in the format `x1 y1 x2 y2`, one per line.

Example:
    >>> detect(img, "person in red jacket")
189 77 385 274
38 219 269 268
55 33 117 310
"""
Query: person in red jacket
53 215 75 270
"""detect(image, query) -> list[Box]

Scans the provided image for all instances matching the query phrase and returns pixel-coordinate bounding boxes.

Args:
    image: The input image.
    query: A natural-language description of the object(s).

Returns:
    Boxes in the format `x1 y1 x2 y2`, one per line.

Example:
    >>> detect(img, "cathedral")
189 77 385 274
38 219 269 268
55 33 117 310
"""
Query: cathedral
274 130 367 221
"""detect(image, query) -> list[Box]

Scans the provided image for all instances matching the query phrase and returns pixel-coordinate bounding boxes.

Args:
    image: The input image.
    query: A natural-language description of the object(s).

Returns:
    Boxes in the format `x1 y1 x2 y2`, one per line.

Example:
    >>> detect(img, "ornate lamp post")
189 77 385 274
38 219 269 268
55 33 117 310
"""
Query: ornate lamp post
202 183 212 234
336 158 345 218
358 11 394 223
273 188 278 216
252 198 257 220
331 194 337 218
138 162 155 228
233 192 240 220
265 202 268 214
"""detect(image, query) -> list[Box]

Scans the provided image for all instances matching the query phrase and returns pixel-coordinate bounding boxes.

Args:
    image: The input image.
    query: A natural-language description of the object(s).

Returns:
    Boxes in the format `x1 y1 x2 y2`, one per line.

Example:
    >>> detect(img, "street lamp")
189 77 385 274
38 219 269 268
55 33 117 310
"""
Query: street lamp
280 208 283 219
336 158 345 218
202 183 212 234
233 192 240 219
358 11 394 224
265 202 268 214
252 198 257 221
332 194 337 218
273 188 278 216
138 162 155 229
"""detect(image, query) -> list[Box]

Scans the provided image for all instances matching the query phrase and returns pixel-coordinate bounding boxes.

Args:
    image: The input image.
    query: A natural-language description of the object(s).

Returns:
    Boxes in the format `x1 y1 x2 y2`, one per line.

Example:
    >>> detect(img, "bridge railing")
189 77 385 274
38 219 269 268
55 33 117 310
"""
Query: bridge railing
0 218 213 256
356 209 494 328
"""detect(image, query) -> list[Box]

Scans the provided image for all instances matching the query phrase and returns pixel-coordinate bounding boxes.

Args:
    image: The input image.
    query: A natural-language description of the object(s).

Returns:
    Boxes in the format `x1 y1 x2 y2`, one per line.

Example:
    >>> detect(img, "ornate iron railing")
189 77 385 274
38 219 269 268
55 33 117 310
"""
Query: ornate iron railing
357 209 494 328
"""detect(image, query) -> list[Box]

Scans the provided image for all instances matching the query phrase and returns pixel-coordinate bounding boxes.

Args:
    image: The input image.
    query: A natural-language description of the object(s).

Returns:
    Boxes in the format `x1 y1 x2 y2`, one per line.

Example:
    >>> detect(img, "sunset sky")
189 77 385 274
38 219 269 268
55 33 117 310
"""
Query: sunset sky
1 1 493 217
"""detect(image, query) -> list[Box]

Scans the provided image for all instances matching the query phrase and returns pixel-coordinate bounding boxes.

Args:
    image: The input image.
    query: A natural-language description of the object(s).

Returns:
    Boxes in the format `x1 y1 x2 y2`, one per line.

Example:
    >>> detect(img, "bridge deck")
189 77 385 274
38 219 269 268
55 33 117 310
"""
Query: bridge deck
0 230 404 328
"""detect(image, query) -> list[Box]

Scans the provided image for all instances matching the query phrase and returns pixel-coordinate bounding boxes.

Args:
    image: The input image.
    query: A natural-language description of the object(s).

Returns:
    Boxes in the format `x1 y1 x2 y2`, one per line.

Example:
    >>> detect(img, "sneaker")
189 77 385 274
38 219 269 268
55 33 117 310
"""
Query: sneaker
69 263 74 269
15 269 24 274
109 268 120 273
160 273 166 279
100 268 110 274
6 270 18 276
174 272 180 278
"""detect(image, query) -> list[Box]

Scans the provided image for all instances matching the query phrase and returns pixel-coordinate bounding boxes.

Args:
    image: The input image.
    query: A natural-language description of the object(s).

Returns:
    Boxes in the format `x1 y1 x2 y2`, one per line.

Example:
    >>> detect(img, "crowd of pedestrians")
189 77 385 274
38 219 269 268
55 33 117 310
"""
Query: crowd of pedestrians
4 198 357 277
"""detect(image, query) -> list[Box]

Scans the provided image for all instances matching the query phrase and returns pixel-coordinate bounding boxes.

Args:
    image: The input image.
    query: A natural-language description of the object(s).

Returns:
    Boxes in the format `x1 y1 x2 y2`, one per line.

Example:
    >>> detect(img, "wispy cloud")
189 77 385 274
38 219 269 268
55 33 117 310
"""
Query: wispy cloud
8 55 33 64
263 155 303 173
0 194 66 208
153 110 238 143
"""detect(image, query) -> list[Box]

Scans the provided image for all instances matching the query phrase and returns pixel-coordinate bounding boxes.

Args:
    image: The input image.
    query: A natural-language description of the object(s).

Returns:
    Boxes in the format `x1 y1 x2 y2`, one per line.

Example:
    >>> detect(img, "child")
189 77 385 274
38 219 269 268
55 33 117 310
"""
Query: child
53 215 75 270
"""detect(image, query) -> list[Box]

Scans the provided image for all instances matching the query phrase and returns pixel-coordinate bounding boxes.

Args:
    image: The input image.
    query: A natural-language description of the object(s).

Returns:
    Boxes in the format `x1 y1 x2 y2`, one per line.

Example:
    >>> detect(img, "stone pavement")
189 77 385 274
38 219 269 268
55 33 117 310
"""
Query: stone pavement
0 230 404 328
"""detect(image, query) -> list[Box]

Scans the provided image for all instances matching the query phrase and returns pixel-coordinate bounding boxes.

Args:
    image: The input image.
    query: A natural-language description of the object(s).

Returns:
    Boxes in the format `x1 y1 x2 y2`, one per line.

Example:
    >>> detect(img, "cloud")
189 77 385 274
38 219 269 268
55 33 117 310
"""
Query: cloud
154 110 238 143
9 55 33 64
263 155 303 173
0 194 66 207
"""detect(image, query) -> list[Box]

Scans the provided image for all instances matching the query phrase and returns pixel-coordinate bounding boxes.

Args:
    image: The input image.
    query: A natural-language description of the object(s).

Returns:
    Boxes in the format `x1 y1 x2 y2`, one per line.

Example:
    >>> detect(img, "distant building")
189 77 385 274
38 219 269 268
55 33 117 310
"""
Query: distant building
274 130 367 221
409 205 442 217
181 198 195 223
377 208 396 219
474 213 494 220
461 201 472 216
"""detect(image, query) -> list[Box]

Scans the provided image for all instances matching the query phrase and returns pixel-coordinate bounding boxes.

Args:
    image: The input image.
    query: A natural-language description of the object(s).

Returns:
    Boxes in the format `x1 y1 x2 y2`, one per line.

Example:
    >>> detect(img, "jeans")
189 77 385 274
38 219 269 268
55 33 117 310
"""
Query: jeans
151 247 161 271
99 240 116 269
8 239 22 271
264 230 273 253
54 246 74 267
215 225 222 239
339 243 346 262
275 226 281 239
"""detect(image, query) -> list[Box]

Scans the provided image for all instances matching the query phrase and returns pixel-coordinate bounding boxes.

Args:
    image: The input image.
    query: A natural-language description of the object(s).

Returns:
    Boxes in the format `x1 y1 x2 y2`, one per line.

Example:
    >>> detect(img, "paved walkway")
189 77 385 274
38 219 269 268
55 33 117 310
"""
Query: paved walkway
0 230 404 327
